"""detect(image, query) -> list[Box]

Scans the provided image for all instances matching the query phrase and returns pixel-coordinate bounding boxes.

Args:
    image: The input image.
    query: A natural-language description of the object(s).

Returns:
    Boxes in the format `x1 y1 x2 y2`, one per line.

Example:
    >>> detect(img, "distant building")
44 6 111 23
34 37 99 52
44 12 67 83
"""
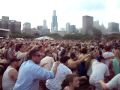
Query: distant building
93 21 106 34
66 23 71 32
108 22 119 33
43 20 48 29
23 22 31 30
100 24 107 34
42 20 50 35
37 25 50 35
2 16 9 21
94 21 100 29
70 25 76 33
0 28 10 38
22 22 32 35
0 16 21 34
82 15 93 35
51 10 58 33
9 20 21 33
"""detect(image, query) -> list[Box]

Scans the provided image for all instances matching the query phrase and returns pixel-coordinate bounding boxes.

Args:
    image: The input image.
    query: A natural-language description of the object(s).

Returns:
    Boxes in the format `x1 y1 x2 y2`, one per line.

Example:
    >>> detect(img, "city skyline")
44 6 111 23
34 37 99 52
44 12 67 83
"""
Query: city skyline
0 0 120 29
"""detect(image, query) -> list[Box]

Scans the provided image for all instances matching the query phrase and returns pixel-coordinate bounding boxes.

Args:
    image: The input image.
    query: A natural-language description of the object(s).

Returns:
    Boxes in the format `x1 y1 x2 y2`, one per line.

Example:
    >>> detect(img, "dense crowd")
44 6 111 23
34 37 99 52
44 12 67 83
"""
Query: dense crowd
0 39 120 90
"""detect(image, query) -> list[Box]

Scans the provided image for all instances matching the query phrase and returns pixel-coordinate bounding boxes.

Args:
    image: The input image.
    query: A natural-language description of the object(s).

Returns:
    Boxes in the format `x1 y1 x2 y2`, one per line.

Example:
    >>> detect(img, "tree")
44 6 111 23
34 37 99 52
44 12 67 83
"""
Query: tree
92 28 102 40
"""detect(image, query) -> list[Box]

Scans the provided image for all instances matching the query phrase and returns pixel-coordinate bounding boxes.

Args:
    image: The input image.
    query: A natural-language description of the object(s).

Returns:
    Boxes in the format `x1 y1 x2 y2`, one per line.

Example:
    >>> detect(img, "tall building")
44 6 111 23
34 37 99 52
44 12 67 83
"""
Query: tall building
23 22 31 30
9 20 21 33
51 10 58 33
0 16 21 34
93 21 100 29
82 15 93 35
43 20 48 29
22 22 32 35
70 25 76 33
108 22 119 33
2 16 9 21
66 23 71 32
37 25 50 35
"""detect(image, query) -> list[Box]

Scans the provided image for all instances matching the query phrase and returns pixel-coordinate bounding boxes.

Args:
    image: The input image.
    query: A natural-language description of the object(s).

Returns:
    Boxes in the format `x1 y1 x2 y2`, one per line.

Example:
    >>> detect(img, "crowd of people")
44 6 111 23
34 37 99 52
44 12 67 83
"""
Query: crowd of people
0 39 120 90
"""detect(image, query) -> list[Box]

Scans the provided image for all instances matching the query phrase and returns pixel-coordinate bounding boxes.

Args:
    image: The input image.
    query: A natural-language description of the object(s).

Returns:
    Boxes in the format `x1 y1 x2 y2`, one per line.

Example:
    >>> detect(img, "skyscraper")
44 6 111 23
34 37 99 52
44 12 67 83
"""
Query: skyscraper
66 23 71 32
0 16 21 34
51 10 58 33
22 22 32 35
43 20 47 29
70 25 76 33
108 22 119 33
82 15 93 35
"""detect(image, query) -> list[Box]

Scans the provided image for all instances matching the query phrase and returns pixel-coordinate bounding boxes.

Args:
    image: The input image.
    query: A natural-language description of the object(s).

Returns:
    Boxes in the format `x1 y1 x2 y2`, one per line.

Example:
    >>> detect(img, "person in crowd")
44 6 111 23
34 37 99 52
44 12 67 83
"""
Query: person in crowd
61 74 80 90
13 48 60 90
46 56 72 90
89 56 110 90
67 52 84 73
15 43 36 61
7 42 16 60
112 48 120 75
40 49 55 70
39 49 55 90
78 47 88 76
99 74 120 90
103 45 115 80
2 57 21 90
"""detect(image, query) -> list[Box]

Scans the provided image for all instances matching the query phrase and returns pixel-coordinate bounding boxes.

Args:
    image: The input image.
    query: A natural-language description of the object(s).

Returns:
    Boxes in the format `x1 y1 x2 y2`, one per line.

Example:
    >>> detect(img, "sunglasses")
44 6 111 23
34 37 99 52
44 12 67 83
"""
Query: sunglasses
35 52 45 57
36 55 41 57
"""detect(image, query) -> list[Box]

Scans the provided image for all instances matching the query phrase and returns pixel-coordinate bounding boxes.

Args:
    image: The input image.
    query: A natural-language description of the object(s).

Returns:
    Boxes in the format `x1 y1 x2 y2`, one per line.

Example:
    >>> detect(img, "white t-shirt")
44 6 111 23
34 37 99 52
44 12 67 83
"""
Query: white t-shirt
89 60 109 84
46 63 72 90
16 51 27 61
103 51 114 66
2 66 17 90
40 56 54 70
107 74 120 90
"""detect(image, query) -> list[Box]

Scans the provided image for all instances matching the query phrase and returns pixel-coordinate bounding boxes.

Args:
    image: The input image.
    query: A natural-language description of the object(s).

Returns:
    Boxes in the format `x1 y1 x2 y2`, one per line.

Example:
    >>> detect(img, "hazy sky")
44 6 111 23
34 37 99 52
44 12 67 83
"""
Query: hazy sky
0 0 120 29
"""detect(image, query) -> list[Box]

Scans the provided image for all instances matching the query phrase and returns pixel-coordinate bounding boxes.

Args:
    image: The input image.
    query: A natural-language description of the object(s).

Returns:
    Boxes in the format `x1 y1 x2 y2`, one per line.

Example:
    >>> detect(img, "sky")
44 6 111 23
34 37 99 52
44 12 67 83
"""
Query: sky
0 0 120 29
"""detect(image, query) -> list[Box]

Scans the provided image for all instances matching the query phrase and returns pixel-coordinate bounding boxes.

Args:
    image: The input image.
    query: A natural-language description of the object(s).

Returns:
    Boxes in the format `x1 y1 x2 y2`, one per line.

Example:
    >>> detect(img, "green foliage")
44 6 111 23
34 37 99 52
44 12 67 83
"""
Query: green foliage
92 28 102 40
46 33 62 39
63 33 94 40
104 33 120 40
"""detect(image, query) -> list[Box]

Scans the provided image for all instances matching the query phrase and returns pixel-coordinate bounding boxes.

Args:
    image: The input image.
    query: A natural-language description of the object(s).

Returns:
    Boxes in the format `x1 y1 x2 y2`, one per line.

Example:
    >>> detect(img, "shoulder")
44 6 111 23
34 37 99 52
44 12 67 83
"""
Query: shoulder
63 86 70 90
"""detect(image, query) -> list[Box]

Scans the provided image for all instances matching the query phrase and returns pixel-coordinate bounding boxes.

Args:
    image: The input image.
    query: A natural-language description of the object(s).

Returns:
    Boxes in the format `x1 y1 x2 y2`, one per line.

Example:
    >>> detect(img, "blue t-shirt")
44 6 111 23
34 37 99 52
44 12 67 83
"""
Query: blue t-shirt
13 60 54 90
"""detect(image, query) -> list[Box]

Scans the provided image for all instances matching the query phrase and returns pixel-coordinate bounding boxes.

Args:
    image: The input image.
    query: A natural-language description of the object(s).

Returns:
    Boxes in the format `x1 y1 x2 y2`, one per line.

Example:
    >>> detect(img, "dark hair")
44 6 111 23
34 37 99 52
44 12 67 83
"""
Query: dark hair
96 56 104 62
37 45 42 50
15 43 23 52
70 52 76 59
28 48 40 59
60 49 66 57
80 47 87 54
59 56 70 64
44 49 50 56
61 74 78 90
9 57 20 64
104 46 111 51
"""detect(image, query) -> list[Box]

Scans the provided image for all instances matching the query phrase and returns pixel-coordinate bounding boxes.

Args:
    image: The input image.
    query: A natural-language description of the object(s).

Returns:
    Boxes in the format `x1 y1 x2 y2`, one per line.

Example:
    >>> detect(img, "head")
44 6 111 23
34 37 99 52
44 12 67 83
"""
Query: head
59 56 70 65
80 47 88 54
60 49 66 57
15 43 25 52
44 49 52 57
9 57 21 69
62 74 80 89
28 48 44 64
70 52 76 59
96 56 105 62
104 46 111 52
